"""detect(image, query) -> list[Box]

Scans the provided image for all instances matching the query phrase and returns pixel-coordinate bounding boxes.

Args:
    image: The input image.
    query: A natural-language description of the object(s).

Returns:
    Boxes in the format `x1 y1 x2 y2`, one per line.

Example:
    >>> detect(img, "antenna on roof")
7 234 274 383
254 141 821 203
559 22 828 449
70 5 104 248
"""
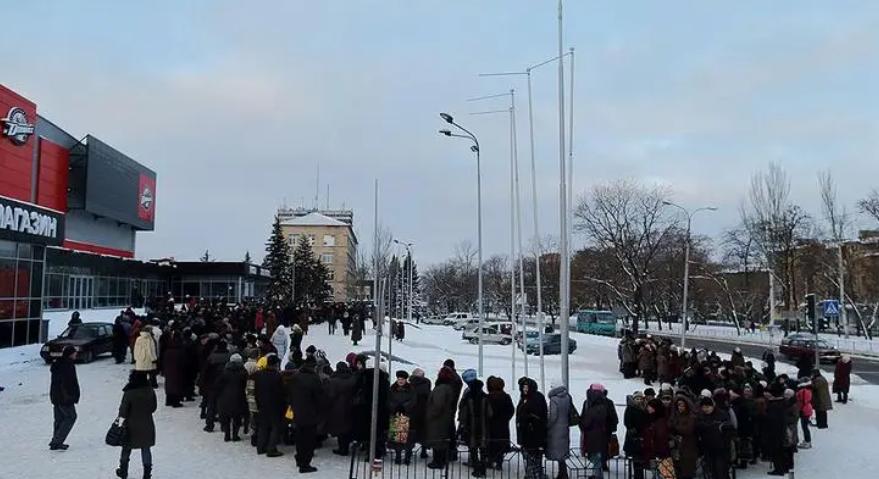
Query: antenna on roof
326 184 330 210
314 163 320 211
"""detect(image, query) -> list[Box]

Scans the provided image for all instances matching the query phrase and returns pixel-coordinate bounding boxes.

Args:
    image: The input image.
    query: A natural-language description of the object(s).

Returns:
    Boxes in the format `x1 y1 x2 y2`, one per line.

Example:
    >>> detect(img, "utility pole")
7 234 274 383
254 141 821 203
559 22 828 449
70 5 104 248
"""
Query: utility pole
556 0 570 389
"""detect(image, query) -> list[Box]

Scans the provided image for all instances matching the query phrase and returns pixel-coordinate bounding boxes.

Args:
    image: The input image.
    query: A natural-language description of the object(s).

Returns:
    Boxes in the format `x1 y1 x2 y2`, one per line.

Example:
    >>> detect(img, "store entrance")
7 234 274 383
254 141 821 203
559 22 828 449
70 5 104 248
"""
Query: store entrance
68 275 94 310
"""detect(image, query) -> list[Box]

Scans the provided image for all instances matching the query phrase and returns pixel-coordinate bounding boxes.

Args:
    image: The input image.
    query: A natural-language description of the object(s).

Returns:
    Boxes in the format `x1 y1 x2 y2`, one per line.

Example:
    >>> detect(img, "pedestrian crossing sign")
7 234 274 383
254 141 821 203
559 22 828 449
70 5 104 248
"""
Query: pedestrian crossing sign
823 300 840 316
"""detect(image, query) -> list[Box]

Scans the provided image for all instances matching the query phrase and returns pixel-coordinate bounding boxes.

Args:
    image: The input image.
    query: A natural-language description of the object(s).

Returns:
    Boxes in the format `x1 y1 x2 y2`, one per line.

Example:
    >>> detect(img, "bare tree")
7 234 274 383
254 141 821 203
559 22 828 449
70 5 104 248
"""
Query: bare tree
819 171 849 241
574 179 677 332
859 190 879 225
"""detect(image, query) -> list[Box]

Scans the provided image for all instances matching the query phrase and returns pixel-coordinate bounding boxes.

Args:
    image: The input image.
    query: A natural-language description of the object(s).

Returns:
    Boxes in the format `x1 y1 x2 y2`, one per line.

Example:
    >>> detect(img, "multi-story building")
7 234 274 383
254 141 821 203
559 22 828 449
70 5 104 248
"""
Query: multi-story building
279 209 357 302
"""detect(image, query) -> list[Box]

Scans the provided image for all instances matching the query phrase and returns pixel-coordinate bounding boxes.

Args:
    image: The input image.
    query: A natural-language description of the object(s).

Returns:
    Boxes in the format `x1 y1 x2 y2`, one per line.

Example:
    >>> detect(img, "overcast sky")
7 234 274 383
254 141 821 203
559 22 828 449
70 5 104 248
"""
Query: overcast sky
4 1 878 265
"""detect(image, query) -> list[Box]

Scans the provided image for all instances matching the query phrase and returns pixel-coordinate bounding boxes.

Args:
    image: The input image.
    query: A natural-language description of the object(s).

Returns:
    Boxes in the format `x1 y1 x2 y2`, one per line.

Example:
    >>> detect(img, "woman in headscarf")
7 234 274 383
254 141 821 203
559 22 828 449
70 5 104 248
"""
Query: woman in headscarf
114 371 157 479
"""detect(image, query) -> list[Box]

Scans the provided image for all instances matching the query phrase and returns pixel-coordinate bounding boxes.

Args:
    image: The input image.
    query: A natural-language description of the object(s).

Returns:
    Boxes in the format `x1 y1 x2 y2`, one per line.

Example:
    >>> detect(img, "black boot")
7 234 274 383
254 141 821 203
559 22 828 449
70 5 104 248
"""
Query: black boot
115 464 128 479
143 464 152 479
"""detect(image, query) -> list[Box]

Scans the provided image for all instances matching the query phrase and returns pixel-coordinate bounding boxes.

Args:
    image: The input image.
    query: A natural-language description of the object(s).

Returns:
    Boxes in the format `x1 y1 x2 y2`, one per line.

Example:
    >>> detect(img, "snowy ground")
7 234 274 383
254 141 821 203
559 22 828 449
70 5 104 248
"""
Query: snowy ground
1 309 878 478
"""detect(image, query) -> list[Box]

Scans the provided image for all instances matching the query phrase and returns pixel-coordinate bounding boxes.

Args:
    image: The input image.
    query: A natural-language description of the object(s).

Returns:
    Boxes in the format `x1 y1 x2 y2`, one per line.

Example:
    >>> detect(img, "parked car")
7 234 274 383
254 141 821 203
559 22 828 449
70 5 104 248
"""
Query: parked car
462 324 513 345
779 334 841 363
521 333 577 355
442 312 474 326
422 315 447 325
40 322 114 364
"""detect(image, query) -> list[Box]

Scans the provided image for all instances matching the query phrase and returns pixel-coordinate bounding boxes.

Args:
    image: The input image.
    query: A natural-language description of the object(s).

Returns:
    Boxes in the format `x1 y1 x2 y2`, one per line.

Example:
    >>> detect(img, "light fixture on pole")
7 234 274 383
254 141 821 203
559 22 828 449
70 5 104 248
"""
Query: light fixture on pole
663 201 718 349
394 239 415 328
438 114 485 376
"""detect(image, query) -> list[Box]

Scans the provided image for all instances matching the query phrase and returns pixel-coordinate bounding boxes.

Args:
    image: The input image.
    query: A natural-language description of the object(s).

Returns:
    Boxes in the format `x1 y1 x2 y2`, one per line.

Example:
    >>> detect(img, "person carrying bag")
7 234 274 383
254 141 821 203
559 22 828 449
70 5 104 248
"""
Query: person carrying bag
113 371 157 479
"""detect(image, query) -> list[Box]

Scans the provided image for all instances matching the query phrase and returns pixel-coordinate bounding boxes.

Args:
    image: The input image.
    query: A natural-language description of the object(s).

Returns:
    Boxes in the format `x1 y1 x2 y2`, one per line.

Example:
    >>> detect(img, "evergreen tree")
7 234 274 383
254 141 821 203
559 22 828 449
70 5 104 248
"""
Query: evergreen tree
399 253 422 318
244 250 252 264
292 235 332 306
200 250 212 262
264 215 293 302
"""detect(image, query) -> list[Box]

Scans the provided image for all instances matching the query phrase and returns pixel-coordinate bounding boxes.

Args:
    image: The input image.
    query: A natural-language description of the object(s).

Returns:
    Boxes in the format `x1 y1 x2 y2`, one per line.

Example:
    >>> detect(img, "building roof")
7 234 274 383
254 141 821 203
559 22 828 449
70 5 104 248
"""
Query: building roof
281 211 348 227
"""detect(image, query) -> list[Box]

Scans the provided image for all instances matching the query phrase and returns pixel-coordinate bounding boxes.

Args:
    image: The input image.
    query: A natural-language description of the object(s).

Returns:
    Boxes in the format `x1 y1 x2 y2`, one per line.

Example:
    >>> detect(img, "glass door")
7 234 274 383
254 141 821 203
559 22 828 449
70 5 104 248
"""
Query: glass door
68 276 95 311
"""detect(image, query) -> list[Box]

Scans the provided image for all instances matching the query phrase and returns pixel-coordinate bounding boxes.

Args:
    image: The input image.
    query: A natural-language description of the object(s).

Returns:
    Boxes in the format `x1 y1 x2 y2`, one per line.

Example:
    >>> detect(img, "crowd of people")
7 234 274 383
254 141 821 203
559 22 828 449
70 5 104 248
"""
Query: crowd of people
47 297 859 479
616 333 854 478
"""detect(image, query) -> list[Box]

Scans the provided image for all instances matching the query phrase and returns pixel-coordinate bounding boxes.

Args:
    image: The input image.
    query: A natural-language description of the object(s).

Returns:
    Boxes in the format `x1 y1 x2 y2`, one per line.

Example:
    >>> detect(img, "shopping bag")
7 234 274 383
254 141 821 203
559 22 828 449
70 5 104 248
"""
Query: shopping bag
285 406 295 421
388 413 410 444
608 433 620 457
656 457 677 479
105 417 128 447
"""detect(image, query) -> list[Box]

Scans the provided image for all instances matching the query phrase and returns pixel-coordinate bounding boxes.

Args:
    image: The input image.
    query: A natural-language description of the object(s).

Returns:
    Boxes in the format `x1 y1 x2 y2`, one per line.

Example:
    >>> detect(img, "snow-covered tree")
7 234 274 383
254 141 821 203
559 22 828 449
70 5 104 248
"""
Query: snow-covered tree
292 235 332 306
264 215 293 302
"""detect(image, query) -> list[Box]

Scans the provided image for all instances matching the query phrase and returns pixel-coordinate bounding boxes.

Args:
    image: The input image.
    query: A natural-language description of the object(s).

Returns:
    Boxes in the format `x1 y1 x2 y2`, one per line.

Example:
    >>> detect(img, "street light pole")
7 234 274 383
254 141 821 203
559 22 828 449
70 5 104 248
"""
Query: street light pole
438 116 484 376
394 239 415 327
663 202 717 349
557 0 571 389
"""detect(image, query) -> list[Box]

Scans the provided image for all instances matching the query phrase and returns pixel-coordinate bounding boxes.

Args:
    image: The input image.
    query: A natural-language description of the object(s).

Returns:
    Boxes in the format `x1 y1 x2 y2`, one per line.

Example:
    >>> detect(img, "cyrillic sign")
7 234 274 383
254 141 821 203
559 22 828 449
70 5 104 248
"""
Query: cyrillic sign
0 195 65 246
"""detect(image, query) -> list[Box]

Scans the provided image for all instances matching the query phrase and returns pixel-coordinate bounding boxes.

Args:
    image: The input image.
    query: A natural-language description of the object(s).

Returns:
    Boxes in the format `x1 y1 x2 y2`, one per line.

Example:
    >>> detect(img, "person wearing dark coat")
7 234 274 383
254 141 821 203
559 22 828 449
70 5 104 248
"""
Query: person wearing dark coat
834 355 852 403
579 384 616 478
409 368 433 458
388 370 418 464
182 330 199 401
353 359 391 460
288 358 324 473
253 354 285 457
643 399 671 468
811 369 833 429
795 354 813 381
395 320 405 341
215 354 248 442
326 362 358 455
458 379 492 477
764 385 790 475
623 391 649 479
161 333 186 408
49 346 80 450
351 316 363 345
201 341 231 432
516 377 547 479
669 395 699 479
68 311 82 327
113 315 129 363
486 376 514 470
696 396 735 479
443 359 464 461
424 366 459 469
115 371 157 479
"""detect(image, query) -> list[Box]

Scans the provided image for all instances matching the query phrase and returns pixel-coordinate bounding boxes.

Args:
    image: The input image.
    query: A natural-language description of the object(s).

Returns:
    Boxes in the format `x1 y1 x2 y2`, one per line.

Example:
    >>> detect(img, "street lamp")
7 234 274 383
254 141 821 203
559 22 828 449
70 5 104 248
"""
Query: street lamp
438 114 485 376
663 201 718 349
394 239 415 327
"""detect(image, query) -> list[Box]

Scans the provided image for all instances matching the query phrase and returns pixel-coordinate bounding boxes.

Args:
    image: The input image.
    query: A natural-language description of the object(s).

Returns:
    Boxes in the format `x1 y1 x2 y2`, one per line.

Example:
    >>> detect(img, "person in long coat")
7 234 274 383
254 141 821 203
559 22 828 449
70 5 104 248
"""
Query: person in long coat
388 370 418 464
834 355 852 403
458 378 492 476
409 368 433 458
49 346 80 450
424 366 458 469
486 376 514 469
669 395 699 479
579 384 615 478
516 377 548 479
623 391 649 479
270 324 289 362
811 369 833 429
696 396 735 479
642 399 671 468
115 371 157 479
353 358 390 459
161 332 186 407
326 362 358 455
215 354 248 442
351 317 363 345
638 343 656 385
112 315 129 363
545 383 573 478
288 359 324 473
254 354 285 457
201 341 231 432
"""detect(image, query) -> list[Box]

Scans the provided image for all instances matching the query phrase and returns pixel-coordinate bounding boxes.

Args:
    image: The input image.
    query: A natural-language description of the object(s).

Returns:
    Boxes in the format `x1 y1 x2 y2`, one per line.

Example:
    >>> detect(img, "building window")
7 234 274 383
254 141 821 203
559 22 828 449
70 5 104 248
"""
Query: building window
327 269 335 281
320 253 334 264
288 234 299 246
308 235 316 245
323 235 336 247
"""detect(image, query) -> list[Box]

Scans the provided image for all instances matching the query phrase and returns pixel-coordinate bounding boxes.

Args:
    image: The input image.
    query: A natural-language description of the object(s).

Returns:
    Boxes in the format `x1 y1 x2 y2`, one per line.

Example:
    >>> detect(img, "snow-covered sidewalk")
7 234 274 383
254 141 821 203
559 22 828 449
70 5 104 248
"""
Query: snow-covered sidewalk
1 309 878 478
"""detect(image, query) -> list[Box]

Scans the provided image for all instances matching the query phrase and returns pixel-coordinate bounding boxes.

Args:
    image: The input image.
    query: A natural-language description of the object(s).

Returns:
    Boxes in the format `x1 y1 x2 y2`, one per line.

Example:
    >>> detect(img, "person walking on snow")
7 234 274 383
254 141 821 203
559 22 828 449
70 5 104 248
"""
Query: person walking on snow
115 371 157 479
49 345 80 451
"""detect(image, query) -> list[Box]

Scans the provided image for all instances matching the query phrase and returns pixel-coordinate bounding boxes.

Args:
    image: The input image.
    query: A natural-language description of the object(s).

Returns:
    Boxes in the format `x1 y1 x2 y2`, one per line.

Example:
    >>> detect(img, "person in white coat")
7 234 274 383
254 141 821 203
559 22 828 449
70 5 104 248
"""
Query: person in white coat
134 326 159 388
271 325 289 368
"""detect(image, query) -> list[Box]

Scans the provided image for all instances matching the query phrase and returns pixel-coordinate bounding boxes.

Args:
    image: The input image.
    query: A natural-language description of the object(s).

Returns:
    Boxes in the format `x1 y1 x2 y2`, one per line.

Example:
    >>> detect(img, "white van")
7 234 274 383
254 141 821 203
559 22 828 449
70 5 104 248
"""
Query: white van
442 312 473 327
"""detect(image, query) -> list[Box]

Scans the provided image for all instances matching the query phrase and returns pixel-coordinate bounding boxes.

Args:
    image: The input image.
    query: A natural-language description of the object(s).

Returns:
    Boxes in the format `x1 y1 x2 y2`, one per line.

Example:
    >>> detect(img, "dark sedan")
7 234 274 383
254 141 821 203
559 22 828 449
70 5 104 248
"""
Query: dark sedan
522 333 577 355
778 334 841 364
40 322 114 364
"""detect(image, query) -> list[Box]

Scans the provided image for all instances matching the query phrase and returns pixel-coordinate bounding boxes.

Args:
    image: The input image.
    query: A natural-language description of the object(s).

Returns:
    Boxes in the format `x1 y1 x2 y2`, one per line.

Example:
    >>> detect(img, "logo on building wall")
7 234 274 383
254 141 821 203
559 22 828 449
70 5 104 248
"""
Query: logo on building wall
137 174 156 222
1 107 35 145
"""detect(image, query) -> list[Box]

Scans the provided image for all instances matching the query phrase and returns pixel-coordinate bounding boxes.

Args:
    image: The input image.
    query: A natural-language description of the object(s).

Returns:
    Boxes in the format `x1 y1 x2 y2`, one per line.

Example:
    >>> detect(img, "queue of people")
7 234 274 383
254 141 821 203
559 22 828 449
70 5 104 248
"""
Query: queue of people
617 333 854 478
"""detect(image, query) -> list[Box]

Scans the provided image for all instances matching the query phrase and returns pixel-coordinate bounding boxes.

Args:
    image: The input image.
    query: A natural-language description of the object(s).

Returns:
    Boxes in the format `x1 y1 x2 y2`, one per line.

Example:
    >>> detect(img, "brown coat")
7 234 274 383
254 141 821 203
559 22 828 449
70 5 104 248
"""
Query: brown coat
669 397 699 478
811 375 833 412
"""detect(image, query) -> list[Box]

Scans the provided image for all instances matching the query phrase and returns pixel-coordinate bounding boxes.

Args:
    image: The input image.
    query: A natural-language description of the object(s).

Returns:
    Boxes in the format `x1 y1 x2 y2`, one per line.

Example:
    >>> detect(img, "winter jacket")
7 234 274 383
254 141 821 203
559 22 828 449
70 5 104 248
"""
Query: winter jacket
351 319 363 343
458 383 492 449
253 369 286 419
638 346 655 372
325 368 358 436
796 387 813 418
545 386 572 460
409 375 432 443
424 373 458 449
118 383 157 449
288 364 324 428
270 326 289 360
487 390 515 451
669 396 699 477
834 359 852 393
811 375 833 412
763 397 787 455
133 331 157 371
515 378 548 450
643 412 671 460
49 357 80 406
388 382 417 417
695 407 734 456
353 368 390 441
200 349 231 398
623 401 649 459
579 390 613 456
162 339 187 397
215 361 248 418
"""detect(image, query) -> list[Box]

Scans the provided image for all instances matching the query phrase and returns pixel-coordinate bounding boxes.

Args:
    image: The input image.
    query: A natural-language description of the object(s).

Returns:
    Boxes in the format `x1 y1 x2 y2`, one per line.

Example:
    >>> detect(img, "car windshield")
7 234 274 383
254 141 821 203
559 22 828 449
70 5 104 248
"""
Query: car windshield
58 325 98 340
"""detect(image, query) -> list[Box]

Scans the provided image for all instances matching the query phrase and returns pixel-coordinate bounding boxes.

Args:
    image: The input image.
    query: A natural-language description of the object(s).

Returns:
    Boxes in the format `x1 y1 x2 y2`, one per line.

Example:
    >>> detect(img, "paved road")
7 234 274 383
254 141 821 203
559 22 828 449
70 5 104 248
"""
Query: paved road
651 333 879 386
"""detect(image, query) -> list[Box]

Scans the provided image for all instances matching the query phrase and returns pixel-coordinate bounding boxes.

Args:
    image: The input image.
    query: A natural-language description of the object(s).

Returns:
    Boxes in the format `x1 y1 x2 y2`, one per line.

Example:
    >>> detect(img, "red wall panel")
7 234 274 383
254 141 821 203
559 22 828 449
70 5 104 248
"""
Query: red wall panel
62 239 134 259
0 84 36 202
36 139 69 211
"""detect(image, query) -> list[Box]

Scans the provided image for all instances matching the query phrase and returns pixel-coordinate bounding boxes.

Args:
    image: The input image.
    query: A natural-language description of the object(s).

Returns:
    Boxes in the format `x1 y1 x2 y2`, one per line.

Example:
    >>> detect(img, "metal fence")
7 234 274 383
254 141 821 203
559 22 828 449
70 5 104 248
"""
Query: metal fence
348 442 650 479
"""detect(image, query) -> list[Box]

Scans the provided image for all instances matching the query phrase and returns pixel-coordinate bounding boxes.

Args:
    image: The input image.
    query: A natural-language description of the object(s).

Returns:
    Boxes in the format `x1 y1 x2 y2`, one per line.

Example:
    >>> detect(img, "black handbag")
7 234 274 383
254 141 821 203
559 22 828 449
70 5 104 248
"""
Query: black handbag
105 417 128 447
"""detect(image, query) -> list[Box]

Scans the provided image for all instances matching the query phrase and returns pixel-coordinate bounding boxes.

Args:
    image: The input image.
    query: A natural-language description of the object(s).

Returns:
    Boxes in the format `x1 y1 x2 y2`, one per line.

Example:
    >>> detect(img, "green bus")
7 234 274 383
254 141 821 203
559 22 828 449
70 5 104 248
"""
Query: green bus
576 310 617 336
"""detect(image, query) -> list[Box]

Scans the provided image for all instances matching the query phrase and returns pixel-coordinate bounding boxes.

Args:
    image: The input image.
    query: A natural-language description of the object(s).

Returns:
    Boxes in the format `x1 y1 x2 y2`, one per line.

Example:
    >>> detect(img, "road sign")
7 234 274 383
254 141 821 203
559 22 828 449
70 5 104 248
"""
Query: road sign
823 300 840 317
